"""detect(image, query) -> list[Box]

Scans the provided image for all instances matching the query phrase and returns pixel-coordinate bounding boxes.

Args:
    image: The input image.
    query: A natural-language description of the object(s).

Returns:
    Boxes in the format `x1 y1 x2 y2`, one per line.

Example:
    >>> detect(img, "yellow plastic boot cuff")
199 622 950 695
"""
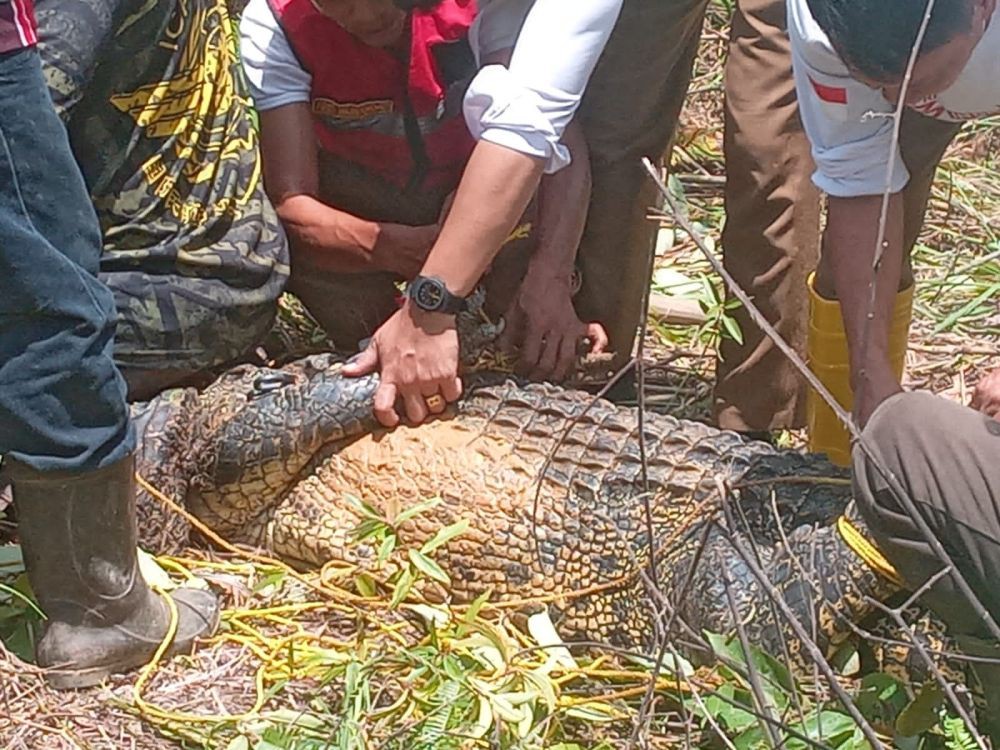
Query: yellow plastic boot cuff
806 274 913 466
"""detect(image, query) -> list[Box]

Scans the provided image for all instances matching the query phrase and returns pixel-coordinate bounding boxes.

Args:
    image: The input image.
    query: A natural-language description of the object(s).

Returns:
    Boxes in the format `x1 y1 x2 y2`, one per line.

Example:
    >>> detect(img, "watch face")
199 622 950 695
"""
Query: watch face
415 278 445 311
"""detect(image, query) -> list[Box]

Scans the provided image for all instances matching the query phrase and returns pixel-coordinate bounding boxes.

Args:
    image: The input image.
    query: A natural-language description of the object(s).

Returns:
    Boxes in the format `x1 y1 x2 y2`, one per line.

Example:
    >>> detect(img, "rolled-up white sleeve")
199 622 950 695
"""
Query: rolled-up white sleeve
239 0 312 112
788 0 909 197
464 0 623 173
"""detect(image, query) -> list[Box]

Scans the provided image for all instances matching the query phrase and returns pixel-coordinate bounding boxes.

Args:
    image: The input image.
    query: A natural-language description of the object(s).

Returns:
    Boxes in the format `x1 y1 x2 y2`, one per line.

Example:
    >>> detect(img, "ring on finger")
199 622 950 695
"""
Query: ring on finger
425 394 446 411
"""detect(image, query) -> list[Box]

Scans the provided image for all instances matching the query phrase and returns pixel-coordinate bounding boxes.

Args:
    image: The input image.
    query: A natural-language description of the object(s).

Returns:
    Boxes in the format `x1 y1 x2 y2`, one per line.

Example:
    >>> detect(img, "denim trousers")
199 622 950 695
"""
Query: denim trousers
0 46 133 472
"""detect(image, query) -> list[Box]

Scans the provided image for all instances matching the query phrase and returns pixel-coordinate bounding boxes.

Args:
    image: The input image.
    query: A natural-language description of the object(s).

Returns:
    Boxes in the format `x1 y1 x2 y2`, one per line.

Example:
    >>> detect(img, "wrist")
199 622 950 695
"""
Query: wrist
404 298 455 332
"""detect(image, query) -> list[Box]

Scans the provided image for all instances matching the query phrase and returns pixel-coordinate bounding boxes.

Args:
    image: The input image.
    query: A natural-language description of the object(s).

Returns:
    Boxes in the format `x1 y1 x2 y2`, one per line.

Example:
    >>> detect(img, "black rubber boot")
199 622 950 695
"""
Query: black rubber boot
7 454 220 689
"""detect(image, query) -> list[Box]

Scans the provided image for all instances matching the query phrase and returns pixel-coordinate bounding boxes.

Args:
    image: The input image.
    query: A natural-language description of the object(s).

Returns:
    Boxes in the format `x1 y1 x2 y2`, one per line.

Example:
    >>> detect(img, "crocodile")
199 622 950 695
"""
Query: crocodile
130 350 929 672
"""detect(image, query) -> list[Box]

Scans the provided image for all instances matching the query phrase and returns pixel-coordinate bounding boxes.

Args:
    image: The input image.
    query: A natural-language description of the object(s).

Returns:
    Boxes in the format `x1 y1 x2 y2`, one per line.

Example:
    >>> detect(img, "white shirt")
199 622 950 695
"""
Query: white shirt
788 0 1000 197
239 0 623 174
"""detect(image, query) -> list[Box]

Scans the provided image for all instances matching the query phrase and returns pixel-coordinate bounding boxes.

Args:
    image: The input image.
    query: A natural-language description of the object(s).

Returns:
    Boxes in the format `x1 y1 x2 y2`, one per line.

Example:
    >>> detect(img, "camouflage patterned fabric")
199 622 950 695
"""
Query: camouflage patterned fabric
35 0 289 392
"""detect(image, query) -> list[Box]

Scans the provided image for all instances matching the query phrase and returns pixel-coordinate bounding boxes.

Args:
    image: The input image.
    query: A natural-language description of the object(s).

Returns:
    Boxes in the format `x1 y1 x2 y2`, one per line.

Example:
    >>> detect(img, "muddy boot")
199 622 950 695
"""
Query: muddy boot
6 454 220 689
954 633 1000 744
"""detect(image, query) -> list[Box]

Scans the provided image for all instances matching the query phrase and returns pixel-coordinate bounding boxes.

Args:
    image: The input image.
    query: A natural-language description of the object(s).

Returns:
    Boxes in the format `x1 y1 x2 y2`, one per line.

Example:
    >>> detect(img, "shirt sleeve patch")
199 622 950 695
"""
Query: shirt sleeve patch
810 76 848 104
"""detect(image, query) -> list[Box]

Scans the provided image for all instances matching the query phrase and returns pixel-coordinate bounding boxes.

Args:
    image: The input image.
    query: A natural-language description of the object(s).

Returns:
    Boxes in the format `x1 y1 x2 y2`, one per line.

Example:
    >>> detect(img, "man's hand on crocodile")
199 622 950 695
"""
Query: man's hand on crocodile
500 272 607 382
342 300 462 427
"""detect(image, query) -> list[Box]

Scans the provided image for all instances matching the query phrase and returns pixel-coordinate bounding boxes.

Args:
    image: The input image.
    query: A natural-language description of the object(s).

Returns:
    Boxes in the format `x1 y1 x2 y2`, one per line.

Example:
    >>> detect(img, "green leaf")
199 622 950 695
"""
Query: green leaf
0 582 43 618
389 568 415 609
722 313 744 345
933 282 1000 334
704 631 793 697
419 519 469 555
345 494 383 521
349 518 386 543
408 550 450 584
394 497 443 525
463 590 490 624
896 682 945 738
355 573 378 598
226 737 250 750
377 533 397 564
564 702 620 724
786 711 860 747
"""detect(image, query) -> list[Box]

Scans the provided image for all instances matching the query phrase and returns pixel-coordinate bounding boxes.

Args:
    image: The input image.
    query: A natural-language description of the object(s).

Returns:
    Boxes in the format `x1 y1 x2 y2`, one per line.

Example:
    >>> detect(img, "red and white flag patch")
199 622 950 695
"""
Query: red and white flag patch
810 76 848 104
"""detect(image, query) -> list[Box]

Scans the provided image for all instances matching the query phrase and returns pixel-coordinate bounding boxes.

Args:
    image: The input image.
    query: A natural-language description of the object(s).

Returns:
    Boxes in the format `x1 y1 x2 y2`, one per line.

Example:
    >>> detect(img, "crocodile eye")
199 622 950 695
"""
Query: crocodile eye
249 372 296 400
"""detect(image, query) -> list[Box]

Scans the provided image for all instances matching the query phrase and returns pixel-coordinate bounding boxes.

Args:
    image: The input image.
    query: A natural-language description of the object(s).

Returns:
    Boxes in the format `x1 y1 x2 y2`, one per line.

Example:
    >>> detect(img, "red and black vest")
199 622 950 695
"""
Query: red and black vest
268 0 478 193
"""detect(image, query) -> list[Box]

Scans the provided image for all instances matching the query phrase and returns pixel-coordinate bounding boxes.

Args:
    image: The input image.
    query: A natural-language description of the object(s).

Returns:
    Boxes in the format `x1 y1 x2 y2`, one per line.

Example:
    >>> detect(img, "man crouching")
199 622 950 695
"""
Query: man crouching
240 0 606 384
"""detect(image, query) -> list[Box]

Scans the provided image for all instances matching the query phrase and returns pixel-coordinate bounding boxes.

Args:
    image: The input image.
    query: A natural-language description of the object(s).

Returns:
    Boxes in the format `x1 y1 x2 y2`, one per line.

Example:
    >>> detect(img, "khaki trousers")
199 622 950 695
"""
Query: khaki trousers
714 0 821 431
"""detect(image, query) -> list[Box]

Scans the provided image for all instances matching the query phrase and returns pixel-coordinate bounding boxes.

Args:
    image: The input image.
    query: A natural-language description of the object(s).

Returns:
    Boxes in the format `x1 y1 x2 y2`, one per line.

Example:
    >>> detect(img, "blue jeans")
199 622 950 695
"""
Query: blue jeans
0 46 133 472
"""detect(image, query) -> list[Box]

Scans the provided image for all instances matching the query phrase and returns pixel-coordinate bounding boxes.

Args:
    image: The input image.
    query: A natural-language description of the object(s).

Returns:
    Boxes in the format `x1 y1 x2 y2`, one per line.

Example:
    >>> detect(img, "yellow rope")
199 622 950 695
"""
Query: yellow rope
837 515 905 587
136 472 362 610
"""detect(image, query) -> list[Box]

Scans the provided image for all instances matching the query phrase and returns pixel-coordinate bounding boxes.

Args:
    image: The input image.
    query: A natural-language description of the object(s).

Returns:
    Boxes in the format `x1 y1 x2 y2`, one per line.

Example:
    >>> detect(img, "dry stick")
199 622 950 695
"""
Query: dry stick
717 474 808 732
627 517 717 749
529 357 637 577
855 0 936 416
584 504 707 748
722 570 784 749
722 527 886 750
642 158 1000 646
637 205 659 583
722 479 811 724
866 571 989 750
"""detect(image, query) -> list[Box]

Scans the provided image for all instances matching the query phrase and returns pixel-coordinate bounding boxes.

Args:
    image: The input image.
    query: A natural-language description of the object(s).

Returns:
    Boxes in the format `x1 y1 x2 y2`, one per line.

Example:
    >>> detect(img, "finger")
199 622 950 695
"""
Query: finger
519 326 545 375
586 323 609 354
441 376 463 403
419 379 440 398
551 334 579 383
530 334 560 382
342 344 379 377
373 382 400 428
498 304 523 353
402 387 430 425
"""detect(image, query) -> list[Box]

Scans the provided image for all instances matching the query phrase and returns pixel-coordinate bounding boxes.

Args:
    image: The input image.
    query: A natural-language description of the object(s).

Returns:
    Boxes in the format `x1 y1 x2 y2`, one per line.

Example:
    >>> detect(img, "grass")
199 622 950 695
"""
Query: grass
0 493 966 750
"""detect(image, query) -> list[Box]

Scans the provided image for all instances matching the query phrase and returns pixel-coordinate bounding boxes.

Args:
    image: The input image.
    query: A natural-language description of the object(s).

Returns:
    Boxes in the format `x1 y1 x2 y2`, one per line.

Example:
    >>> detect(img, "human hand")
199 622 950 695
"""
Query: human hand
370 224 438 280
341 301 462 427
971 366 1000 419
499 273 607 382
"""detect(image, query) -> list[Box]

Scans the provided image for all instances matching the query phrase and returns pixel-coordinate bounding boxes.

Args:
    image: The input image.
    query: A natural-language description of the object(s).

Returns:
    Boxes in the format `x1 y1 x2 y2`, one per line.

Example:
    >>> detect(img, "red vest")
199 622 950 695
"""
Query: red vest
268 0 478 193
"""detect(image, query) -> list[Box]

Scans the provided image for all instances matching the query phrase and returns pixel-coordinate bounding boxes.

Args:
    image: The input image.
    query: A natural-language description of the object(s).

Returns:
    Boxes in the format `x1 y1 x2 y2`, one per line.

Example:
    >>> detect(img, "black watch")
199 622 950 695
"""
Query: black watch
406 275 468 314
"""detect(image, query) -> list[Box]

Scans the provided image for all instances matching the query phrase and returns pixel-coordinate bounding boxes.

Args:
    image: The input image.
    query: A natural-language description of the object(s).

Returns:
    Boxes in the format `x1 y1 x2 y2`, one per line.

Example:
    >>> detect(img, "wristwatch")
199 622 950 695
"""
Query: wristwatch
406 275 469 314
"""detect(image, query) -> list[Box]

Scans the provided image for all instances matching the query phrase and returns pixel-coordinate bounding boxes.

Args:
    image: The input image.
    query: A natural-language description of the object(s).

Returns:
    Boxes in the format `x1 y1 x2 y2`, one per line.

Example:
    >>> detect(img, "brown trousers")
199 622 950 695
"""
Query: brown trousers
575 0 709 371
854 392 1000 639
577 0 961 431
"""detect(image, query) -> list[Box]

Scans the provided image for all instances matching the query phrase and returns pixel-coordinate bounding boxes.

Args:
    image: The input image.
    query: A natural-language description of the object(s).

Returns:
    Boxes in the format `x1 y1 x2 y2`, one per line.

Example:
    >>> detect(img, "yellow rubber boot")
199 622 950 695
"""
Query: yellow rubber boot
806 274 913 465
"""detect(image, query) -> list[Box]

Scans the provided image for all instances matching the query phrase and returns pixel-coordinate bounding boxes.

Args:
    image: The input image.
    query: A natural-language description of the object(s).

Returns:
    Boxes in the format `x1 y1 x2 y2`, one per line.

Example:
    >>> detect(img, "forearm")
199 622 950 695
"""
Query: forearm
419 140 545 295
528 120 591 283
820 193 906 415
279 195 432 276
